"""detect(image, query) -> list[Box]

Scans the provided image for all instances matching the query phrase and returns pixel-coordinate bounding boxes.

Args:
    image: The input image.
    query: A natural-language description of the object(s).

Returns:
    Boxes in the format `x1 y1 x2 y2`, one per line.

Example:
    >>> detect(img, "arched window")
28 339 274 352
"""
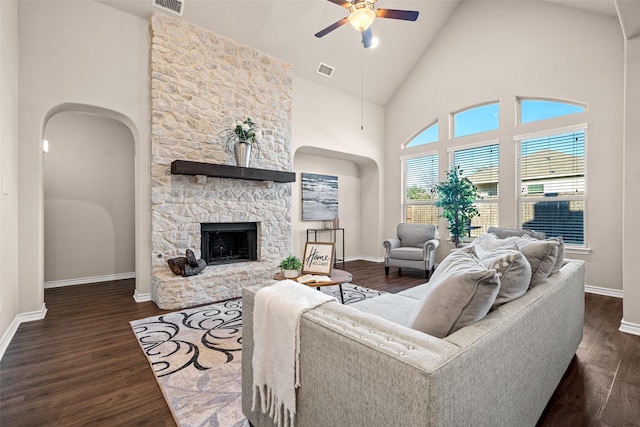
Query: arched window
406 121 438 148
519 98 585 124
452 102 499 138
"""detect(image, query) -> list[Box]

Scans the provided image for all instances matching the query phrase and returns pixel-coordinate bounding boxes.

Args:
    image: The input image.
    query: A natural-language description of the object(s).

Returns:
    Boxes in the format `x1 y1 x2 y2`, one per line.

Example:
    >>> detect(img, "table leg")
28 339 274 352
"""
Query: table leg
338 284 344 304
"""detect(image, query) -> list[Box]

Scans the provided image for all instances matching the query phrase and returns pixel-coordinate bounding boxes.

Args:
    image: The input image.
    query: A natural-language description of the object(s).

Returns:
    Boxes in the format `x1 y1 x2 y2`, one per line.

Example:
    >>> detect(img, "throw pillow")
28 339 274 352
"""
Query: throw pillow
408 246 501 338
479 245 532 309
547 236 565 274
471 233 511 258
513 235 559 287
487 226 546 240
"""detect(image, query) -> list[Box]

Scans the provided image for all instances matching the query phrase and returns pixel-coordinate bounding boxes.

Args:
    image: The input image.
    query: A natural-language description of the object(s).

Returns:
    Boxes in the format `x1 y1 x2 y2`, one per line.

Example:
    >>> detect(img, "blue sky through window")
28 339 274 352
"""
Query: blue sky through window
454 103 499 138
407 122 438 147
521 99 585 124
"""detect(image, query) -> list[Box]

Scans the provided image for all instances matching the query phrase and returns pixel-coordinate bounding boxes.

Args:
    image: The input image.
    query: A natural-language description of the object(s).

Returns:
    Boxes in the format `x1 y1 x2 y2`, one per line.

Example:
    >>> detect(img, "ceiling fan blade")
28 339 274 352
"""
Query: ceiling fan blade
362 27 373 48
376 9 419 21
315 17 350 38
327 0 352 8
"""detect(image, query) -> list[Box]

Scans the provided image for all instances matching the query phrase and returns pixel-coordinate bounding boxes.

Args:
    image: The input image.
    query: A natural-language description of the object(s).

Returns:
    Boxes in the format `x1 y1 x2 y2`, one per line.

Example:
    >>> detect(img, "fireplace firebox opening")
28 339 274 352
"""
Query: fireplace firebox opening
201 222 258 266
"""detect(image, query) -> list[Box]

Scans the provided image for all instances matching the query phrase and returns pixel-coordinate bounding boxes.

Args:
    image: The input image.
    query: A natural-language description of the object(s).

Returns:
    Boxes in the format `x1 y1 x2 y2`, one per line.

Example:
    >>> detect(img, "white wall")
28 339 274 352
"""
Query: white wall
622 33 640 330
292 77 386 262
292 153 361 262
0 0 20 348
44 112 135 284
12 1 387 325
386 1 624 290
17 0 150 314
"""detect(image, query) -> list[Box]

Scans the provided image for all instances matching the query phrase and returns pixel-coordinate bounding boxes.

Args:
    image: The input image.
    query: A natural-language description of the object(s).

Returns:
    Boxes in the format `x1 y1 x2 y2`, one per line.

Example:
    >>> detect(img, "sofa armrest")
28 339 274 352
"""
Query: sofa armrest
383 238 401 257
422 238 439 259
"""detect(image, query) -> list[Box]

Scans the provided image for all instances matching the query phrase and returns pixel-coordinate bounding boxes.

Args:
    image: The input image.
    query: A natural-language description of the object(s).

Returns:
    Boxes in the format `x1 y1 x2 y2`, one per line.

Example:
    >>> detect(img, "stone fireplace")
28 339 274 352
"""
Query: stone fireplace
149 14 293 309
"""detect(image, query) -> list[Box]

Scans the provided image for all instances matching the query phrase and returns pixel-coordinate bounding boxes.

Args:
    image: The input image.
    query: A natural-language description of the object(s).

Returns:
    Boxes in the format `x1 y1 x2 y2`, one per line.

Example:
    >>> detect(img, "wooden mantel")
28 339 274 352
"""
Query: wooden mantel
170 160 296 183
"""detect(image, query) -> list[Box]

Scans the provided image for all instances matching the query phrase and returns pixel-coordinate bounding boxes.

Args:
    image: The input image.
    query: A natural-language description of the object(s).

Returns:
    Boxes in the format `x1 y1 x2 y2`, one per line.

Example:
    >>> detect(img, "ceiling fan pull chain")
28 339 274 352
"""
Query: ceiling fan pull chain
361 43 364 131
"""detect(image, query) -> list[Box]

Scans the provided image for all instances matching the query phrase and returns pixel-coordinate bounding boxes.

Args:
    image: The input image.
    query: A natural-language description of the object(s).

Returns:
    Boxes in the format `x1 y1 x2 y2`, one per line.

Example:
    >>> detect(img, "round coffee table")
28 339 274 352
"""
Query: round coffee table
273 269 353 304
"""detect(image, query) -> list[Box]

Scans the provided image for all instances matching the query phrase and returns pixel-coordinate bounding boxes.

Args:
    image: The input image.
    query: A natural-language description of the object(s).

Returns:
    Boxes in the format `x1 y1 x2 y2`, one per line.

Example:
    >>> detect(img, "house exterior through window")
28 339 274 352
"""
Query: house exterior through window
403 153 439 225
516 125 586 245
450 142 500 237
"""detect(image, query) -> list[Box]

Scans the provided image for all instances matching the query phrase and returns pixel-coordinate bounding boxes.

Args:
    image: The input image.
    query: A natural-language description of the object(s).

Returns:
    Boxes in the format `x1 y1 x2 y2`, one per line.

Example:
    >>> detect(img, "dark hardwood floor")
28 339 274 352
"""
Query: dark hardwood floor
1 260 638 426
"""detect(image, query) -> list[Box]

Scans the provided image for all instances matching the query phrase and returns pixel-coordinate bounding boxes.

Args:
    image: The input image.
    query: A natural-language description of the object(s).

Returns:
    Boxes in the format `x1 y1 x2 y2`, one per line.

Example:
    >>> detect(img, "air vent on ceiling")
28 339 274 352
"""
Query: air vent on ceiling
152 0 184 16
316 63 335 78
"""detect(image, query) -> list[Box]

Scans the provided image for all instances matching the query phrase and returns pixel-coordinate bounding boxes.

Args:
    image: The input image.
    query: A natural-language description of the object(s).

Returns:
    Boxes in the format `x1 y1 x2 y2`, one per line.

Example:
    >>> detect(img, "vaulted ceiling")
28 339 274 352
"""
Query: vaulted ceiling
100 0 621 106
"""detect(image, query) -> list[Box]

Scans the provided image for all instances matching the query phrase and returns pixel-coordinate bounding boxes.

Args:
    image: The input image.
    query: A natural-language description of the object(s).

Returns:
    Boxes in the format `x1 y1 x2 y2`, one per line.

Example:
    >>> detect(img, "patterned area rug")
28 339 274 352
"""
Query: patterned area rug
130 284 384 427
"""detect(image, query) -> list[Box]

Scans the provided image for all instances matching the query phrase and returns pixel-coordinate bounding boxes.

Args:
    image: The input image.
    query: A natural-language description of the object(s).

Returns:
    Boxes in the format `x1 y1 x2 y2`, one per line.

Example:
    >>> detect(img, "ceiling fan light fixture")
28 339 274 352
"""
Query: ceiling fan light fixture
348 6 375 32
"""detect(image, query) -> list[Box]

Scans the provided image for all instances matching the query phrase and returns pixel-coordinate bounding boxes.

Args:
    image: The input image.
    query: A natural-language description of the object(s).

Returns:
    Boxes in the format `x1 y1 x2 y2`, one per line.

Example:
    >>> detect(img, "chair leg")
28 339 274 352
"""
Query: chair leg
385 266 389 276
398 268 402 275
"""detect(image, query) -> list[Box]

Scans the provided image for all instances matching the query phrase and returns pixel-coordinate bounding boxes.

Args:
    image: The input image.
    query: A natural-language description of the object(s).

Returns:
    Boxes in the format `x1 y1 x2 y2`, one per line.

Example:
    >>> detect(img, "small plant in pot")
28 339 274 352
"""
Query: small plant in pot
279 255 303 279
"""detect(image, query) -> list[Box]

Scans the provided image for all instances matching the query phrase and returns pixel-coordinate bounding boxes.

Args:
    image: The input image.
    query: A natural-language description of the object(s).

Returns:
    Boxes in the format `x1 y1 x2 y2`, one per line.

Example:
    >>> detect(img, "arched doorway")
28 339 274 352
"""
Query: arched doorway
43 106 136 288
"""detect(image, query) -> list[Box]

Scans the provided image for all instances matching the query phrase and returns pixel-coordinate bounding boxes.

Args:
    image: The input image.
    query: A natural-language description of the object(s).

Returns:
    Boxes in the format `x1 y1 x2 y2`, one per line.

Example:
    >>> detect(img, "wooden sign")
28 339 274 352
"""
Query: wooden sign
302 242 335 275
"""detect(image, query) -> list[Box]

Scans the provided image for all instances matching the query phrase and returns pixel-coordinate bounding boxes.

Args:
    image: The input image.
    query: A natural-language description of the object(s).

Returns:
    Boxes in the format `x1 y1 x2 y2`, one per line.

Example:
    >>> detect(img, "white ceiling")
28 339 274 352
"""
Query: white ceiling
99 0 619 106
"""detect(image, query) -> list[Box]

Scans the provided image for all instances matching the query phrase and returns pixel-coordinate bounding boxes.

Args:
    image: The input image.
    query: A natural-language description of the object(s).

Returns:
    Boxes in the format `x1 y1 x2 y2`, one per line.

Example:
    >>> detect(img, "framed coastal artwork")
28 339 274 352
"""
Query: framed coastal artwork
301 173 338 221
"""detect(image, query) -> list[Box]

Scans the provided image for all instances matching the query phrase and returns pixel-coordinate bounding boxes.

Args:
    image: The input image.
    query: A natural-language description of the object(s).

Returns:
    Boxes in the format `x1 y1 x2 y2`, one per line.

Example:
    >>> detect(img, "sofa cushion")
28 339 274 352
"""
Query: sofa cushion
479 245 531 309
351 293 419 326
408 247 500 338
397 283 430 300
389 247 424 261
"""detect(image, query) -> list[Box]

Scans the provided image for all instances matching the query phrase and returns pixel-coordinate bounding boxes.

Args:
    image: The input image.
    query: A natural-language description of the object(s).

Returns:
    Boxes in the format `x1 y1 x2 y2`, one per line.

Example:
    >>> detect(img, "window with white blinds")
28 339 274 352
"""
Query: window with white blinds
451 143 500 236
404 154 439 224
516 127 586 245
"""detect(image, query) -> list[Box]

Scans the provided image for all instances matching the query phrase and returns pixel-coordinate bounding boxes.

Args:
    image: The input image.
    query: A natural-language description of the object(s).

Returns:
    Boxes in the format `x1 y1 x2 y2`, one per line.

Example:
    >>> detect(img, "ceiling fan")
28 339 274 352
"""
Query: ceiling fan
314 0 419 48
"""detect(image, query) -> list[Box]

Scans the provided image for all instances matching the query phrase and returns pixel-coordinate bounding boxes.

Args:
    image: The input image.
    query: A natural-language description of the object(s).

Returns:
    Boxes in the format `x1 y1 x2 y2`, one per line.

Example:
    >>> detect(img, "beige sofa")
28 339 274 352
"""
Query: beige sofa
242 258 585 427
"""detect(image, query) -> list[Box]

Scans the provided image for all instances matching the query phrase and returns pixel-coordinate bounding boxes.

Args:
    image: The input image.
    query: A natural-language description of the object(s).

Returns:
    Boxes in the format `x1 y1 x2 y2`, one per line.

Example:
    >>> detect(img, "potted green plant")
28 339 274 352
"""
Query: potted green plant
279 255 303 278
433 166 481 247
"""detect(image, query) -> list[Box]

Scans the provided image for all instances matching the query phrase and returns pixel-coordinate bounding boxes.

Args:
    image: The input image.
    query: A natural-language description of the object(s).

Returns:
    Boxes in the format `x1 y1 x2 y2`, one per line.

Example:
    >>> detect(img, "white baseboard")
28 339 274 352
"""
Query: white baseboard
584 285 623 298
44 272 135 289
133 290 151 303
619 319 640 336
0 303 47 362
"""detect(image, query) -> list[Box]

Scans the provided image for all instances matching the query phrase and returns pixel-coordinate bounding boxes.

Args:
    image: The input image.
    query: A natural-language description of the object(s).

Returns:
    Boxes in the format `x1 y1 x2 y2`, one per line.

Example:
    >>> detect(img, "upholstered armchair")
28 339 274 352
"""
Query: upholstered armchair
383 223 439 279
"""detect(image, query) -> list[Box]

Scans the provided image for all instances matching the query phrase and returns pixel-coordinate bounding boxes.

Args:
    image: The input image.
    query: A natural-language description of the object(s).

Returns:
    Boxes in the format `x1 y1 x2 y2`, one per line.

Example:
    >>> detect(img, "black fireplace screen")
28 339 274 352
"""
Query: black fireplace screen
201 222 257 265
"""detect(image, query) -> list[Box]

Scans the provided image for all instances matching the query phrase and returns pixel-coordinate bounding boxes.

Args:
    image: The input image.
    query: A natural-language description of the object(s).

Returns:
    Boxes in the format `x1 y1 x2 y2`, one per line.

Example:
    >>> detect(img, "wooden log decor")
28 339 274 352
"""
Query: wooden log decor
168 249 207 277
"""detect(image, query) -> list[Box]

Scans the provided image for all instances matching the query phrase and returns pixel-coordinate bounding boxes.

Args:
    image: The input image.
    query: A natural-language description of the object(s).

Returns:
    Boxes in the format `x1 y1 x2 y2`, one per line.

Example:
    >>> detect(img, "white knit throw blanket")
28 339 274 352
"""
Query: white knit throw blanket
251 280 336 427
